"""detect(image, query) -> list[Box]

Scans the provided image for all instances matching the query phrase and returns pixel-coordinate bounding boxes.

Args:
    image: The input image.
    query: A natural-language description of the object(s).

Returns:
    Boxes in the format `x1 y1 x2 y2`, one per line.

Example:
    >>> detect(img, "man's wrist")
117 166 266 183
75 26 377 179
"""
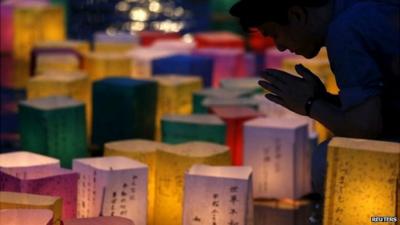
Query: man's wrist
305 96 317 116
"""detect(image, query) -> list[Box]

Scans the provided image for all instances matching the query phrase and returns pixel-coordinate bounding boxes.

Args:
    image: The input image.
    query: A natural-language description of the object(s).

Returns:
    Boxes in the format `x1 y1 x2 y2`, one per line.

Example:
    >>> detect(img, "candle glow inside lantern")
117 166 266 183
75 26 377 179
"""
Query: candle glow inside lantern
211 106 261 166
94 32 139 53
194 31 245 49
150 75 203 140
152 55 213 87
161 114 226 144
0 166 79 219
19 96 87 168
0 192 62 225
0 209 53 225
92 78 157 148
104 140 168 225
182 164 253 225
323 137 400 225
63 216 134 225
73 157 148 224
85 52 132 81
13 3 65 88
243 117 311 199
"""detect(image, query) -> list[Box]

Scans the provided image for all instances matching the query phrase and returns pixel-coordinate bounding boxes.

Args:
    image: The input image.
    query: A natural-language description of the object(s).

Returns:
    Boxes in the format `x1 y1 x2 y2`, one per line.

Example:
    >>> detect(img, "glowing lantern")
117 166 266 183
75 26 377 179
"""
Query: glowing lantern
204 98 259 111
0 151 59 175
13 3 65 88
94 32 138 53
0 192 62 225
0 166 78 219
192 88 254 113
0 209 53 225
0 2 13 53
182 164 253 225
254 199 312 225
323 137 400 225
150 39 195 53
211 106 261 165
73 157 147 224
194 31 245 49
138 31 181 47
152 55 213 87
150 75 202 140
63 217 134 225
0 55 14 88
104 140 168 225
92 78 157 147
243 117 311 199
220 77 263 94
264 48 297 69
238 52 257 76
19 96 87 168
85 52 132 81
252 94 292 118
154 142 231 225
161 114 226 144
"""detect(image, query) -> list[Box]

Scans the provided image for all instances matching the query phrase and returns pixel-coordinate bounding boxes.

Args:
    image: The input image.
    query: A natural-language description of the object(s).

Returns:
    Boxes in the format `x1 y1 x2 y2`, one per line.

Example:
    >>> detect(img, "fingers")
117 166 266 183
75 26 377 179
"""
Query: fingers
262 69 303 84
295 64 315 81
260 70 287 87
258 80 282 95
265 93 285 106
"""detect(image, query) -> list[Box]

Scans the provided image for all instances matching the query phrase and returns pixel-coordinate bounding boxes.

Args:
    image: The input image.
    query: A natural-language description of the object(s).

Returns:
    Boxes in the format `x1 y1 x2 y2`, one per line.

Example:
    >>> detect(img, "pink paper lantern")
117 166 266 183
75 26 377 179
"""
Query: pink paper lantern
0 167 78 219
264 47 297 70
0 209 53 225
63 217 134 225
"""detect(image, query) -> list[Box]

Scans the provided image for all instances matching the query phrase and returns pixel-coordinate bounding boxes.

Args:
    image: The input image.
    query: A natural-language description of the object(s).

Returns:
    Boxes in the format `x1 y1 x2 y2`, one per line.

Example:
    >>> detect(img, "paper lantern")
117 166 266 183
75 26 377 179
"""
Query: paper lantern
26 72 92 138
182 164 253 225
138 31 181 47
204 97 260 111
254 199 312 225
0 55 14 88
19 96 87 168
150 75 202 140
34 40 90 55
194 48 246 87
13 3 65 88
192 88 254 113
0 2 13 53
94 32 138 53
324 137 400 225
0 209 53 225
264 48 297 69
128 47 183 78
220 77 263 94
194 31 245 49
243 117 310 199
0 151 59 175
161 114 226 144
63 217 134 225
0 192 62 225
104 140 168 225
252 94 292 118
211 106 261 165
73 157 147 224
154 142 231 225
0 166 78 219
150 39 196 54
85 52 132 81
152 55 213 87
238 52 257 76
92 78 157 147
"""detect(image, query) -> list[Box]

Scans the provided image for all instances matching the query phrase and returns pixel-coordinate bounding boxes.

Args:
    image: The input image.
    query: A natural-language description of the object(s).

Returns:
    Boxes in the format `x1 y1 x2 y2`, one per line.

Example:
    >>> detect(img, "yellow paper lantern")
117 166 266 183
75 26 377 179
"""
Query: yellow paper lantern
94 31 138 53
0 192 62 225
84 52 132 81
324 137 400 225
13 4 65 88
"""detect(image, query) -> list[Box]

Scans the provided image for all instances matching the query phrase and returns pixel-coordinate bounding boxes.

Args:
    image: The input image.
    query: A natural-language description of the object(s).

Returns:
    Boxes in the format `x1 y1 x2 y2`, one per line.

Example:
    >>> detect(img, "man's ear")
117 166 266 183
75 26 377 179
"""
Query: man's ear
287 6 308 27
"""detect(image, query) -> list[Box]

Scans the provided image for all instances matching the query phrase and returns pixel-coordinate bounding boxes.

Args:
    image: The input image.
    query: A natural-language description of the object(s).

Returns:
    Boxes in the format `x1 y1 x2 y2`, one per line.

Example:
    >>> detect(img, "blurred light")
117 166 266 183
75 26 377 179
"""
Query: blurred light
182 34 194 43
174 7 184 17
106 27 118 36
130 7 149 22
116 1 130 12
157 20 184 32
130 21 146 31
149 1 162 13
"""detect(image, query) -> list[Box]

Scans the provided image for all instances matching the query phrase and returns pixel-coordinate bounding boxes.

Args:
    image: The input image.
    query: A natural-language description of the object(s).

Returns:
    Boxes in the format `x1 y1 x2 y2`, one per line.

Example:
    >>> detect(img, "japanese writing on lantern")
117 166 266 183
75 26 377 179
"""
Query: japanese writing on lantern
274 138 281 172
262 145 270 192
109 174 138 217
228 186 239 225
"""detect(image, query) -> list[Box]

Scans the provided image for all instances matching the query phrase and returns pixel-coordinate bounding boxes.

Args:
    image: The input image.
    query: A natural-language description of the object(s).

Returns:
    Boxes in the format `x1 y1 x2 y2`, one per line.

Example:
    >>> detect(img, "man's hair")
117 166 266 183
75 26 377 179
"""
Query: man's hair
229 0 329 32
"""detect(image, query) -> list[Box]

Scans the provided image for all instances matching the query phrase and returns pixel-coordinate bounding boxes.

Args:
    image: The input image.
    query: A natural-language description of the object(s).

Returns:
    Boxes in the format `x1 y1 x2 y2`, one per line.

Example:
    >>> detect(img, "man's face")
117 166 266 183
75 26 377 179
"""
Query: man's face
257 21 322 59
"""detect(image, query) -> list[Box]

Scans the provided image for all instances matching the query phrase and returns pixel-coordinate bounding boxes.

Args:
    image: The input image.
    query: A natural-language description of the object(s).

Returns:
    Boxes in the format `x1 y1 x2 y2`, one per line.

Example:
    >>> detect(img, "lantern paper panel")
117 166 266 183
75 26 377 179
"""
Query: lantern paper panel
0 167 78 219
92 78 157 148
150 75 202 140
161 114 226 144
203 97 260 110
243 117 310 199
26 72 92 138
19 96 87 168
192 88 254 113
138 31 181 47
13 3 65 88
33 51 80 76
154 142 231 225
85 52 132 81
0 2 13 53
264 48 297 70
63 216 134 225
104 140 169 225
150 39 196 54
254 200 312 225
220 77 263 95
73 157 147 224
182 165 253 225
94 32 139 53
194 31 245 49
34 40 90 55
0 209 53 225
0 151 59 176
211 106 261 165
0 55 14 88
323 137 400 225
152 55 213 87
0 192 62 225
